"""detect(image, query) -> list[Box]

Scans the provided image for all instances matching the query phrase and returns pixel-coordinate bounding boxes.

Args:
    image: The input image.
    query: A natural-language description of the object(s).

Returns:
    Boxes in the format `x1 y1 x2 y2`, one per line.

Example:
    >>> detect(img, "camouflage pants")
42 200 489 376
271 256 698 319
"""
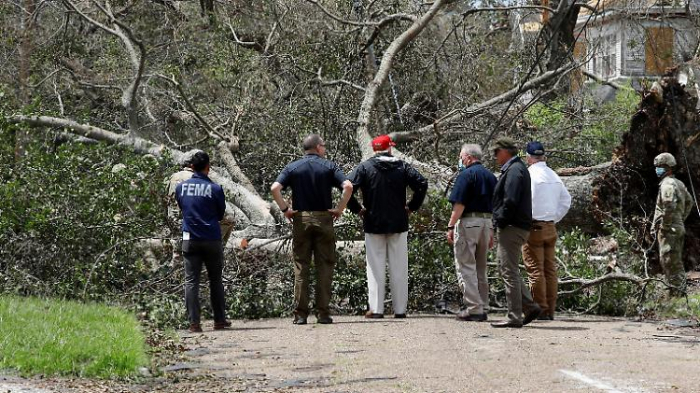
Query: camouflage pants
658 228 687 296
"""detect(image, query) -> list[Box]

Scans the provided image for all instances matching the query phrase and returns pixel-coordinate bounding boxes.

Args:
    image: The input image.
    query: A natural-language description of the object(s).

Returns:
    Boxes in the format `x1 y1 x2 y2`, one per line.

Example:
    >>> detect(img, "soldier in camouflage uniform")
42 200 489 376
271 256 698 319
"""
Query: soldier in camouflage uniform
166 150 235 263
652 153 694 296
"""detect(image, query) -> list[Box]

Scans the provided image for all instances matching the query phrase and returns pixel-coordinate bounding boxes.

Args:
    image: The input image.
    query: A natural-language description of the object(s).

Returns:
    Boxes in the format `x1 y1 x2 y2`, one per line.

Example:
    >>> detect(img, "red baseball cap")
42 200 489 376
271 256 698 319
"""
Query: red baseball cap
371 135 396 151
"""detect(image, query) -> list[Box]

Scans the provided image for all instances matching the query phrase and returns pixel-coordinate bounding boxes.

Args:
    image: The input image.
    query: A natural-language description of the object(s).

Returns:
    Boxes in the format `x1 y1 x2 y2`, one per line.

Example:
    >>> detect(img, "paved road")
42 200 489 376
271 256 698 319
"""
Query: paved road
171 314 699 392
4 314 699 392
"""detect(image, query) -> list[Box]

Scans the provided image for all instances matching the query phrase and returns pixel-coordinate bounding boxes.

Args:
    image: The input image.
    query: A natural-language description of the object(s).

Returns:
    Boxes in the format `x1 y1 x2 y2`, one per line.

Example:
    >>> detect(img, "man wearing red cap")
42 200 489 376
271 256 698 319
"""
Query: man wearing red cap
347 135 428 318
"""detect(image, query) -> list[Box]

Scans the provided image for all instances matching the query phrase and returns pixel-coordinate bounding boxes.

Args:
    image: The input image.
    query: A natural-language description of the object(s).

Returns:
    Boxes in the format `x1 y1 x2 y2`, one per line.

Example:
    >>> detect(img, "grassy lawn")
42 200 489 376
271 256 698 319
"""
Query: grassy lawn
0 296 148 378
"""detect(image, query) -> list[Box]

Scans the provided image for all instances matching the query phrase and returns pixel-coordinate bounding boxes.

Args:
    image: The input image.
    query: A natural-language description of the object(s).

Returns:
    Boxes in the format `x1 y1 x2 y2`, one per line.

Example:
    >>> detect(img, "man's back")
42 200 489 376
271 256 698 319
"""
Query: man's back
176 173 226 240
348 154 428 234
528 162 571 222
275 154 345 212
449 162 496 214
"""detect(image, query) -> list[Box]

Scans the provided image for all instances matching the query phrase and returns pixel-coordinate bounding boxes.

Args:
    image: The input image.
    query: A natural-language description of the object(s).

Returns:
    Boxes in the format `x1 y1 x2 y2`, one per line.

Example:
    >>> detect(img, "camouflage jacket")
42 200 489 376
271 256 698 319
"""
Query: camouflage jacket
653 175 693 232
166 168 194 223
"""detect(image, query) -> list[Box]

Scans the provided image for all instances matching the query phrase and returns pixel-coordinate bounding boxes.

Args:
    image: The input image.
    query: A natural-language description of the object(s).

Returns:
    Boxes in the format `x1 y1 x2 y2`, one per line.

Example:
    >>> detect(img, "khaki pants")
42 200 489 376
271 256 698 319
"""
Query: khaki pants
453 217 491 315
522 222 558 317
658 228 687 296
365 232 409 315
497 226 538 323
292 212 336 318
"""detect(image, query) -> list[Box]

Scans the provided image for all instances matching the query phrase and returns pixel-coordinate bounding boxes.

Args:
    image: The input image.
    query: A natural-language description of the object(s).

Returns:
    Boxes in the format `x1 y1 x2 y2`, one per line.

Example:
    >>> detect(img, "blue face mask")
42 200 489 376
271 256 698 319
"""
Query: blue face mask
457 158 466 171
655 167 666 177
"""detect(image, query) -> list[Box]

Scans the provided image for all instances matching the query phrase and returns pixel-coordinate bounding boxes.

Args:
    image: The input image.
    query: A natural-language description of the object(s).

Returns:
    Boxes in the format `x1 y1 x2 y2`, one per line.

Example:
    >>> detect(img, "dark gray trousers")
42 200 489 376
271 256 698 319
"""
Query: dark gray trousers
183 240 226 324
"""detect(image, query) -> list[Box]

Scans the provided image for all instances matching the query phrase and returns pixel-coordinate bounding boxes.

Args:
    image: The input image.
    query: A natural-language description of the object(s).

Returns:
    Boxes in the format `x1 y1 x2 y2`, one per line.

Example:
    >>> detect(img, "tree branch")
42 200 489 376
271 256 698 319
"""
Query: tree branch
389 62 579 143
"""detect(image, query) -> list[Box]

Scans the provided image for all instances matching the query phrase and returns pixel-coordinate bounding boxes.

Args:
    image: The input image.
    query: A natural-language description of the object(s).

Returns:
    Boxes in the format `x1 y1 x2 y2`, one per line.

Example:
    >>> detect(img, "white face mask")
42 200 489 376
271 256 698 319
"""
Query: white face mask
457 157 466 171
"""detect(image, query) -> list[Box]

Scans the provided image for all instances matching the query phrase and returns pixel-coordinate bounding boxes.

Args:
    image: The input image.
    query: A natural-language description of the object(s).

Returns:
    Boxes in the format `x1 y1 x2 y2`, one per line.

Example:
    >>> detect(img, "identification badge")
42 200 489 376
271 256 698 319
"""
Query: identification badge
183 231 190 240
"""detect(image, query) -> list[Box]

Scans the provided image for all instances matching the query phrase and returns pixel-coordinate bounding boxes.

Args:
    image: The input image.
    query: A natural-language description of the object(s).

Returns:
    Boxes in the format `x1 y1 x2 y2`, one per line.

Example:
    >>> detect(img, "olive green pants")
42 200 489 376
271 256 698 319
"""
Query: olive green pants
497 226 538 323
292 212 337 318
658 228 686 296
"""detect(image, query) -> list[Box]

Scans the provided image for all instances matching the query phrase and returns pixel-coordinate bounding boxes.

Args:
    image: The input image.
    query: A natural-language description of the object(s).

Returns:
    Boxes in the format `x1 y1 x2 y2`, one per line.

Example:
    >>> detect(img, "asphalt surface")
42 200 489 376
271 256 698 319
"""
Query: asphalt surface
3 314 700 392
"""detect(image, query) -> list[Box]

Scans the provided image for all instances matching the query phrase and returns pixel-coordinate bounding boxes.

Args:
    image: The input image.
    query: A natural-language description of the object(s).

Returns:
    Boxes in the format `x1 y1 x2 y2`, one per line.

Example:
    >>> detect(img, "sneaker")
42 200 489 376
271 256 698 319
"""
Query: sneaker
293 315 307 325
188 323 203 333
214 320 232 330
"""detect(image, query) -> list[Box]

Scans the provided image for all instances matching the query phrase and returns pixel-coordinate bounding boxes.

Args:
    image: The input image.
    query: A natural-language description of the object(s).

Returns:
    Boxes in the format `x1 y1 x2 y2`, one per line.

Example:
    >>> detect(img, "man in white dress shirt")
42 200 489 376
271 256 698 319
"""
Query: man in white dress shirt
522 142 571 320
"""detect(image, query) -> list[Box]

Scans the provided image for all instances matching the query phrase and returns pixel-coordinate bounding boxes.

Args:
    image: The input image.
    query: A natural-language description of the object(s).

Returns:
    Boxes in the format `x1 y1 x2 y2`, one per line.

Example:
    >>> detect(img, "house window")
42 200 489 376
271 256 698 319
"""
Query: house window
645 27 674 75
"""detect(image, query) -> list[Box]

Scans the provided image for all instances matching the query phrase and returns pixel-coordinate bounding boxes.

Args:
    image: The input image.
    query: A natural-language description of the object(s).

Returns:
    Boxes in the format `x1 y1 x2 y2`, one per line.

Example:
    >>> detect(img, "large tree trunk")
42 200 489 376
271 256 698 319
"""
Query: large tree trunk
558 73 700 271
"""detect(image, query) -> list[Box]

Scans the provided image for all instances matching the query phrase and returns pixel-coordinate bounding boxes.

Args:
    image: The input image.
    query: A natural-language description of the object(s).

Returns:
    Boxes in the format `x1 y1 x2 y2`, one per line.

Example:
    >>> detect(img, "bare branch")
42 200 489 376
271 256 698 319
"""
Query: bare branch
389 62 579 143
305 0 416 27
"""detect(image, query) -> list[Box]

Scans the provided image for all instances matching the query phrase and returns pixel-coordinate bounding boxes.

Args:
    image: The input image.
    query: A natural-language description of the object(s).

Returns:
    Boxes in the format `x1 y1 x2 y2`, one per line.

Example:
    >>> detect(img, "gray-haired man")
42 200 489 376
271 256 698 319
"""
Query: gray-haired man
447 144 497 321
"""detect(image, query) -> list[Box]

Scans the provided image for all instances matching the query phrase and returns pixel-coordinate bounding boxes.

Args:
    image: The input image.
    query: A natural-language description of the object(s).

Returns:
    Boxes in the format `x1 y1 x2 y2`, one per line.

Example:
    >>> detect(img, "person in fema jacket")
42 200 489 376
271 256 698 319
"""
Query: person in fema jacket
175 150 230 333
347 135 428 319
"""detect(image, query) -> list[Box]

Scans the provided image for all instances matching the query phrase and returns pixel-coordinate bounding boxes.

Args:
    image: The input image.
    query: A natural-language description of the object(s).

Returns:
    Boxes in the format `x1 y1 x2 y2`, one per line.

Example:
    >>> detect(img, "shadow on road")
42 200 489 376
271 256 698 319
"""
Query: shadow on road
528 325 590 331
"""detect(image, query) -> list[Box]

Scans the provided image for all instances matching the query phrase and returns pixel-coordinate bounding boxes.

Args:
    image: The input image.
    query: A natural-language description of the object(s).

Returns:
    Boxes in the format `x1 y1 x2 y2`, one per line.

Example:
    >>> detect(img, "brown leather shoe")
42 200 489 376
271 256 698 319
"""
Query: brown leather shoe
188 323 203 333
214 320 232 330
365 311 384 319
490 320 522 328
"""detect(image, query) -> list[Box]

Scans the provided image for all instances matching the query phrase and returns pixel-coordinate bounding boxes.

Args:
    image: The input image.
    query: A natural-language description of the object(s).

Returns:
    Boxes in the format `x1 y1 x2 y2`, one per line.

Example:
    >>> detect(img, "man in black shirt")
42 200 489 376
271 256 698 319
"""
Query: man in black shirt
347 135 428 319
446 144 497 322
490 138 541 328
271 134 353 325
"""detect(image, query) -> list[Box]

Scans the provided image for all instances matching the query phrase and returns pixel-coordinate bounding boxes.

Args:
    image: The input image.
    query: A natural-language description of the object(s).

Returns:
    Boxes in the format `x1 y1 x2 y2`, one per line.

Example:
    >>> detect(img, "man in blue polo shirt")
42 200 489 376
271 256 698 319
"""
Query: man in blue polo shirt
271 134 353 325
175 151 230 333
446 144 497 322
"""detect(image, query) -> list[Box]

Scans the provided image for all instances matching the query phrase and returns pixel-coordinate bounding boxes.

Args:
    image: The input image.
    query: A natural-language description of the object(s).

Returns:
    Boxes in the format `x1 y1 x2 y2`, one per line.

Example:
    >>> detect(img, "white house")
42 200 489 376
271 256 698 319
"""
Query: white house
577 0 700 82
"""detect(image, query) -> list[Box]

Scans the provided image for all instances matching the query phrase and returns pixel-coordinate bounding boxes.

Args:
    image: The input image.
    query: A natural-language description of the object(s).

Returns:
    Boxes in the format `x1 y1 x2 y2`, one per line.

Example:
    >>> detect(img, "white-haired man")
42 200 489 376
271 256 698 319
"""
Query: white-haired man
446 144 497 321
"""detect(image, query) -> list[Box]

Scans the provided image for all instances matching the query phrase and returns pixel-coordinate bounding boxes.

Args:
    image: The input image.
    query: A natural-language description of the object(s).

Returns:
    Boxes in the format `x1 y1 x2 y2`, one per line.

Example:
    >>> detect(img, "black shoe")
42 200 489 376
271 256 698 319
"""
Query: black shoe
537 314 554 321
491 320 523 328
293 316 307 325
523 307 542 326
214 320 232 330
394 314 407 319
455 311 487 322
317 316 333 324
365 311 384 319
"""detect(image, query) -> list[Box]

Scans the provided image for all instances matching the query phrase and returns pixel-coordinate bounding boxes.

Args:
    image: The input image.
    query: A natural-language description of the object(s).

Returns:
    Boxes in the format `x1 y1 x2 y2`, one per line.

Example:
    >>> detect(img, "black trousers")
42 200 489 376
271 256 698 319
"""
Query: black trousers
183 240 226 324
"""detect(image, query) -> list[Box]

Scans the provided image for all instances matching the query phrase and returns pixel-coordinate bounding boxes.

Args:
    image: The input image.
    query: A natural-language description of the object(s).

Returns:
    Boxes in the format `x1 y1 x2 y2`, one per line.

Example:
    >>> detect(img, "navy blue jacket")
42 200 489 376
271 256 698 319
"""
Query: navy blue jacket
275 154 347 211
176 172 226 240
448 162 497 214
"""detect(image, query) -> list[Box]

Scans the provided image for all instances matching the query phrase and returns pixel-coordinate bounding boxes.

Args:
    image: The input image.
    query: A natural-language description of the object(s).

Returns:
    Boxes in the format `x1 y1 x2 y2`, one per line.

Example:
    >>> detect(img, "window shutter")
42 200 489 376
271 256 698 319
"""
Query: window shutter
645 27 674 75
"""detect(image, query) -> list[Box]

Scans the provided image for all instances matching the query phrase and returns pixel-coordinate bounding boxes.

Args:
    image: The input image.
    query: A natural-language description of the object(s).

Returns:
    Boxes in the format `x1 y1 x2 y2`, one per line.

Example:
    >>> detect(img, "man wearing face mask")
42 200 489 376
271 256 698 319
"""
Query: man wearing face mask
446 144 497 321
652 152 694 296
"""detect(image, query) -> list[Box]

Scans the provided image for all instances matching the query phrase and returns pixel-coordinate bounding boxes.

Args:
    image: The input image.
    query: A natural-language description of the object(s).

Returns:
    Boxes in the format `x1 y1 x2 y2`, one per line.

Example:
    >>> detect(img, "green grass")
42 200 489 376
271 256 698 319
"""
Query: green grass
651 293 700 320
0 296 148 378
